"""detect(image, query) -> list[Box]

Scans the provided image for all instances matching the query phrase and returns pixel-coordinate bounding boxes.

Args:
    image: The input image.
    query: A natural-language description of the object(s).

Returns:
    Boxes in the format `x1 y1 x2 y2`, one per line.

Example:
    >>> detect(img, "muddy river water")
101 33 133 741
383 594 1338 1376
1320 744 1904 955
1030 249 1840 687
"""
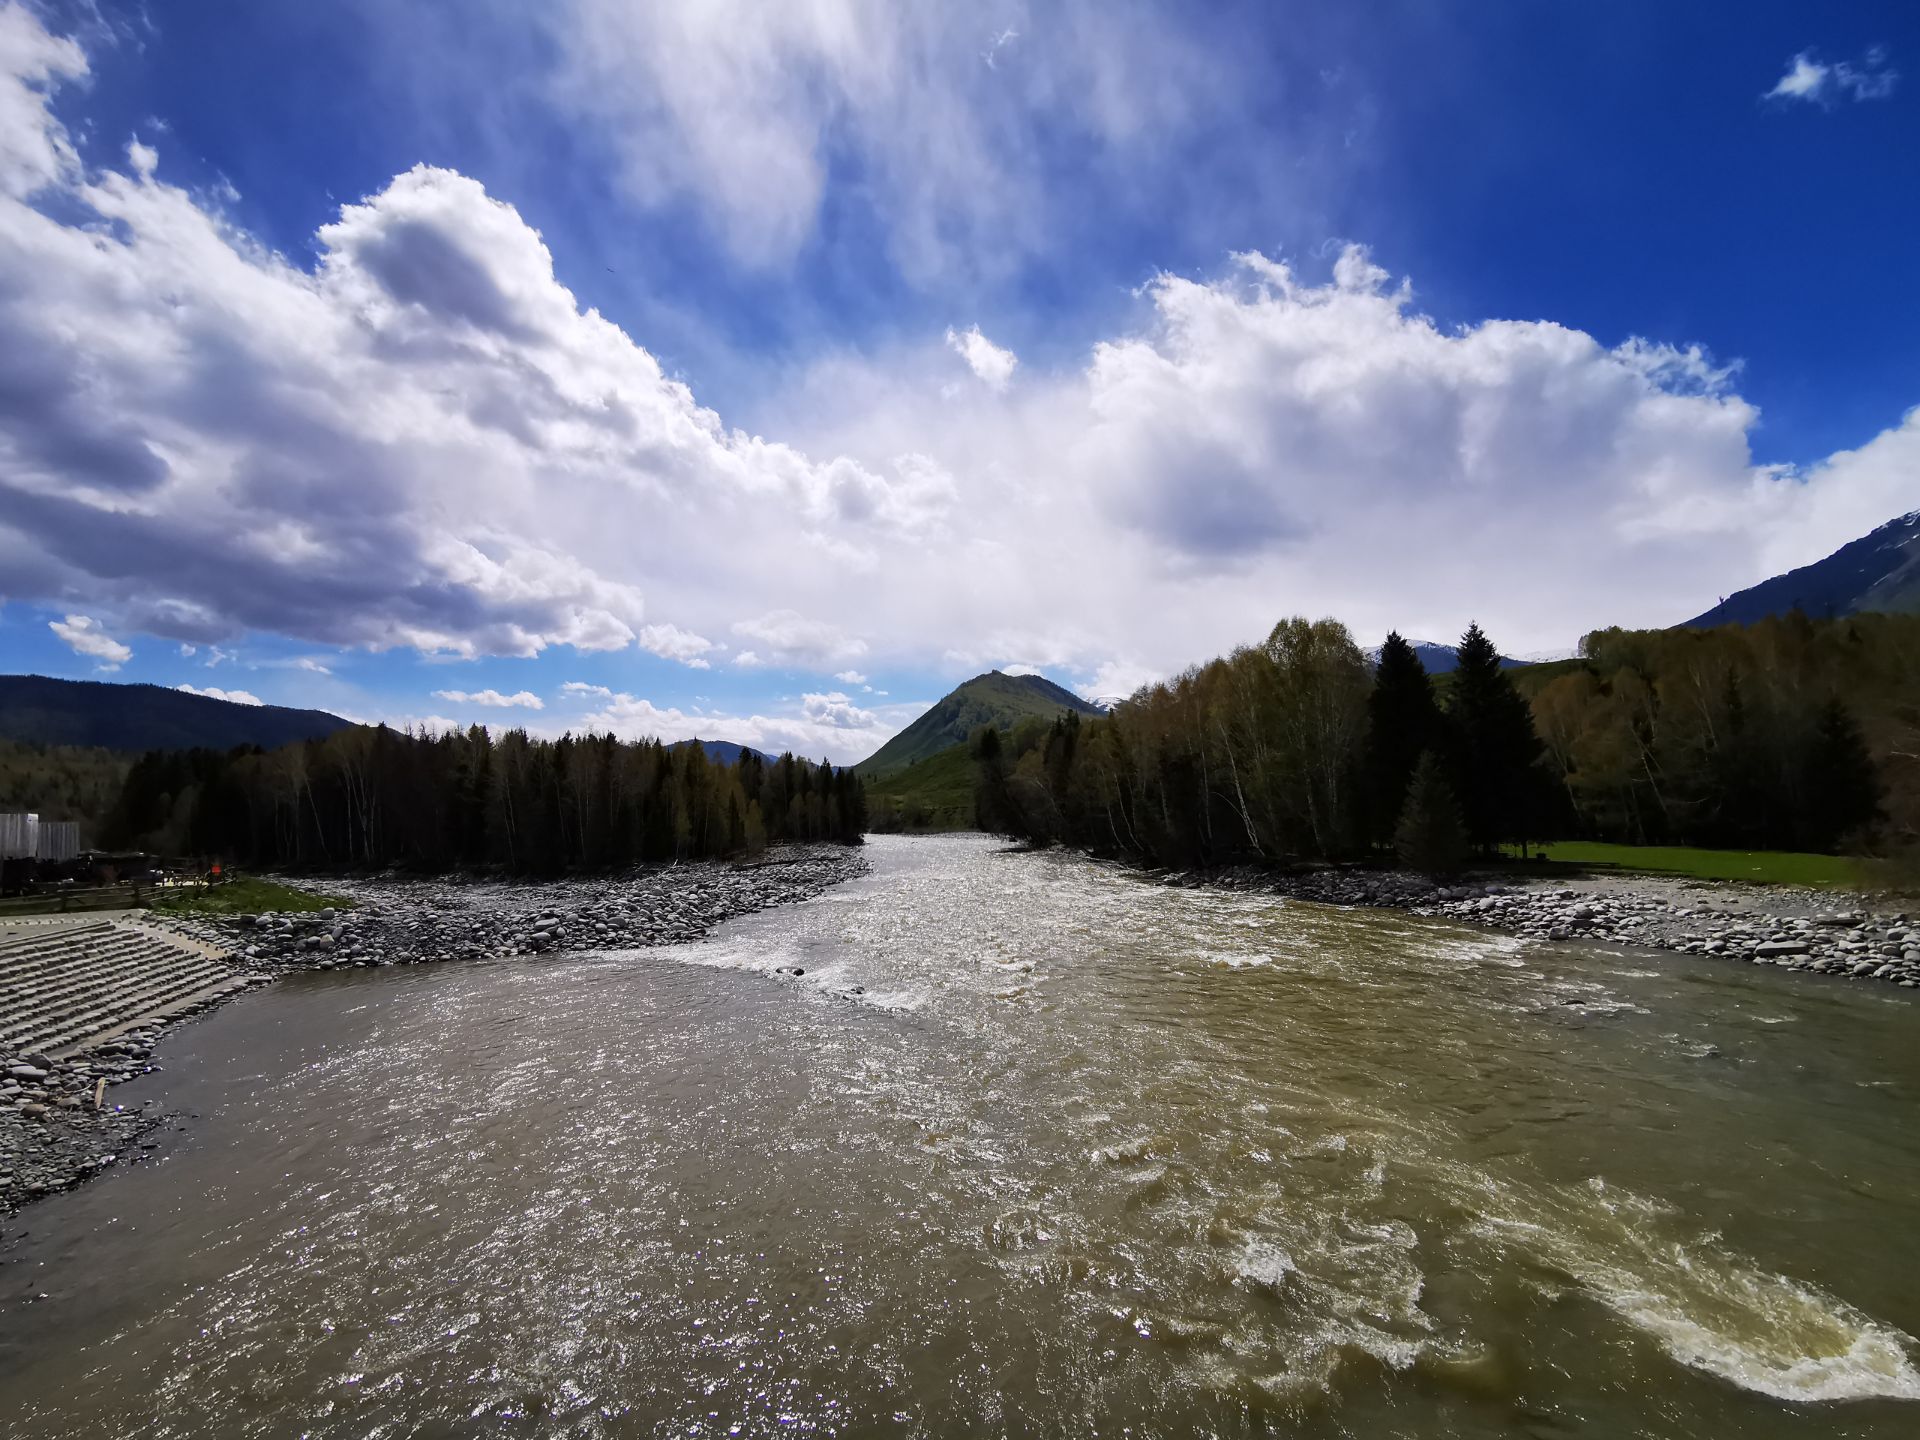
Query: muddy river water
2 834 1917 1437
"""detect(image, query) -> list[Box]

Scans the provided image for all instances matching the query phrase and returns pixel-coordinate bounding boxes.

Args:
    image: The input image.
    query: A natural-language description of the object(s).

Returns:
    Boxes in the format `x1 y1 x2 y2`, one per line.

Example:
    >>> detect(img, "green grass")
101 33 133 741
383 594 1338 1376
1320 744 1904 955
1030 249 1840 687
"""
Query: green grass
146 876 353 916
1519 841 1864 888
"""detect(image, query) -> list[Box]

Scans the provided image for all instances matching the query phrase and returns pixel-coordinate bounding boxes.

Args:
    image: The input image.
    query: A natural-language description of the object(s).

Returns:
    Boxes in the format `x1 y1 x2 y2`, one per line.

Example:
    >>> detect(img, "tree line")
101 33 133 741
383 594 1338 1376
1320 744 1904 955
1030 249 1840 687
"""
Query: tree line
104 726 867 871
972 612 1909 874
1527 612 1911 855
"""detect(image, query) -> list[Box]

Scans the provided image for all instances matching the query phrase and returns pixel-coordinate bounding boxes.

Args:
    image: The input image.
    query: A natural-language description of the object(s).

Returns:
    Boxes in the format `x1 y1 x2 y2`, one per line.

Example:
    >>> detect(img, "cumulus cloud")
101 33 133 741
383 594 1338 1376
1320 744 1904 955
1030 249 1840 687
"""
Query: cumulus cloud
432 688 545 709
637 622 716 668
175 683 263 706
1765 47 1898 104
4 6 1917 699
0 8 930 666
565 688 906 764
560 680 614 699
801 691 878 729
48 614 130 668
945 325 1017 391
833 669 868 685
731 610 868 666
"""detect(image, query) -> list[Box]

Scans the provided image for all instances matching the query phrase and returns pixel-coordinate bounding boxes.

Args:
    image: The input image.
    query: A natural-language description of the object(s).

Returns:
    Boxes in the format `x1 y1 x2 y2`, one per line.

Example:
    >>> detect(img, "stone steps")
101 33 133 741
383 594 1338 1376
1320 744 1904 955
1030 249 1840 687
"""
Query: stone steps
0 920 240 1057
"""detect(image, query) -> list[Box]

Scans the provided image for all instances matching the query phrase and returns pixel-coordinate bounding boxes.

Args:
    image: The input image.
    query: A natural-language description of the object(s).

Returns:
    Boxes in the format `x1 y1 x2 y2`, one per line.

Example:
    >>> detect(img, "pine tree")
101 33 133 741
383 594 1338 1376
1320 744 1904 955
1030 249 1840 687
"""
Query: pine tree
1801 696 1880 851
971 725 1017 835
1395 750 1467 876
1364 631 1441 848
1445 622 1544 854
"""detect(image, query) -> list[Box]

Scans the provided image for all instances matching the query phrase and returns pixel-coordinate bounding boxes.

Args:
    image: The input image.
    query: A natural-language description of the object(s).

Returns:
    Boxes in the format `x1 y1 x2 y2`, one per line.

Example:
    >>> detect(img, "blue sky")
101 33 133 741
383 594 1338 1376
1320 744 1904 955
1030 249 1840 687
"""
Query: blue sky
1 1 1916 760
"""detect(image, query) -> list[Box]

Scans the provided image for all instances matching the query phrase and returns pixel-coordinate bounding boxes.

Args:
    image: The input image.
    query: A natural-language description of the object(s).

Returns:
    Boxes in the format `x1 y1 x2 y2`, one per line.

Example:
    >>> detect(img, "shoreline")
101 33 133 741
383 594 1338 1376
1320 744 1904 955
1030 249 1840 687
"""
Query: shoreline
2 845 869 1219
1144 860 1920 989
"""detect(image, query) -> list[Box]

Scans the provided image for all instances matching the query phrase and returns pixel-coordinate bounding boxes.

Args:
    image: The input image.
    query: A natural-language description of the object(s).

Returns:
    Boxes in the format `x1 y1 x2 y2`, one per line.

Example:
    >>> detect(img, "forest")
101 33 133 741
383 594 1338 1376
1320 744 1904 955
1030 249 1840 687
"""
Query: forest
0 739 131 836
103 725 866 871
972 613 1913 875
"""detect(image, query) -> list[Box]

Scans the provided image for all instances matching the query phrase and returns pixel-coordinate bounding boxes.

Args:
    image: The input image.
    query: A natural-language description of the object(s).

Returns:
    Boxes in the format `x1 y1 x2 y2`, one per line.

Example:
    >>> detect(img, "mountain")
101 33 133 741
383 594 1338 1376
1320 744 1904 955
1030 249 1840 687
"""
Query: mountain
0 674 352 752
1373 640 1528 674
1685 511 1920 628
853 670 1104 779
669 738 776 767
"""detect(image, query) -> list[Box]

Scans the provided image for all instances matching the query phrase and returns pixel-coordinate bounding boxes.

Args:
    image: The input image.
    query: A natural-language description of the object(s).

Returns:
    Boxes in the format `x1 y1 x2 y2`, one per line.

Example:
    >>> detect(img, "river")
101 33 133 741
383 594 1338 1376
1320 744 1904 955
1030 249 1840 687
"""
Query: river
2 833 1918 1437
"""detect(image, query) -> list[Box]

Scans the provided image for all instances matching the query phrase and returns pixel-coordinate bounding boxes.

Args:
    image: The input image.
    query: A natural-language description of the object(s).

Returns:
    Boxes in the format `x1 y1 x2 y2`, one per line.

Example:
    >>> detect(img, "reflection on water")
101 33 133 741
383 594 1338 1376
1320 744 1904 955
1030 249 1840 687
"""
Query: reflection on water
2 833 1918 1437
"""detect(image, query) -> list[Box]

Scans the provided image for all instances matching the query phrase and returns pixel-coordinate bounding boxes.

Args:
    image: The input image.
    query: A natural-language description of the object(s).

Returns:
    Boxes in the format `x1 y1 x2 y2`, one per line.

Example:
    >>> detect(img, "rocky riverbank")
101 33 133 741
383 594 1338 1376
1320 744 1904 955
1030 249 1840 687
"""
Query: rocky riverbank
150 845 870 973
1156 862 1920 989
3 846 868 1218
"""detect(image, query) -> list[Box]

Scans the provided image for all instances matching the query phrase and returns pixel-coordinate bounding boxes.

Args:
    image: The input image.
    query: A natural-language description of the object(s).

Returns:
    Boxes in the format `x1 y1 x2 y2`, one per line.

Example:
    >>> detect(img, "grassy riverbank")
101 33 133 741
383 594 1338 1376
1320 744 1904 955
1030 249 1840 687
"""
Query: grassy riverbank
1518 841 1864 888
147 877 352 916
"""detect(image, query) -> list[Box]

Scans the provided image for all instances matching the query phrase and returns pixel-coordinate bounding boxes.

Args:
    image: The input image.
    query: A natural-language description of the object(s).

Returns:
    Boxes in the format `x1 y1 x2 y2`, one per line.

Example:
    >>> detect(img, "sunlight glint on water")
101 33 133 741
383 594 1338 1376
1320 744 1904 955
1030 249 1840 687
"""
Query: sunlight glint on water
1 833 1917 1438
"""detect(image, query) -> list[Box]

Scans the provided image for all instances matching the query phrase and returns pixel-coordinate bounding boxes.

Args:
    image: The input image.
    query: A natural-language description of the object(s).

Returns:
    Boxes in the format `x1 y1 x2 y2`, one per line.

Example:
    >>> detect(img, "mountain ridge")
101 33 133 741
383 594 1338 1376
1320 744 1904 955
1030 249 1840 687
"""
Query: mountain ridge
0 674 353 753
1685 510 1920 628
853 670 1103 779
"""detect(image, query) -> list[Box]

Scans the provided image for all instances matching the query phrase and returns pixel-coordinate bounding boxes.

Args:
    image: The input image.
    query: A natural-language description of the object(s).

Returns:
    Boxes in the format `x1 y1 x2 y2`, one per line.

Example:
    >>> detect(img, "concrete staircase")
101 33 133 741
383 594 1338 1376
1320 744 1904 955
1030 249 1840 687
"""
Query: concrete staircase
0 919 244 1057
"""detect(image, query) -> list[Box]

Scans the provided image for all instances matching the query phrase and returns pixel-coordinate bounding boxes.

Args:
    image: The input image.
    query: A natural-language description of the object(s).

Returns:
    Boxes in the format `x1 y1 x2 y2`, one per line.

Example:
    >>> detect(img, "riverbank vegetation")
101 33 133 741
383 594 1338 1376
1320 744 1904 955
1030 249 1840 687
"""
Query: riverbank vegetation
147 876 354 916
973 613 1917 879
103 726 867 872
866 744 977 832
1516 842 1864 889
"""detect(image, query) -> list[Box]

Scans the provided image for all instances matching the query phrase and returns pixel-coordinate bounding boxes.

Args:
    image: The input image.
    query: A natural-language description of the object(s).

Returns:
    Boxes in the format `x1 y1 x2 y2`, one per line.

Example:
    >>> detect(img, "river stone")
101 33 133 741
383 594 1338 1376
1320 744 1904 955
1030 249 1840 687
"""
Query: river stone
1752 941 1810 959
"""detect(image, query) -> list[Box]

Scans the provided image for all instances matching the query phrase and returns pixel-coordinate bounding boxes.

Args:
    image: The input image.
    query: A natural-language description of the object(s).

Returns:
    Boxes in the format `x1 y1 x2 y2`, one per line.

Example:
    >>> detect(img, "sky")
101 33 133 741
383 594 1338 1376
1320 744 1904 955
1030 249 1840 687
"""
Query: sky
0 0 1916 763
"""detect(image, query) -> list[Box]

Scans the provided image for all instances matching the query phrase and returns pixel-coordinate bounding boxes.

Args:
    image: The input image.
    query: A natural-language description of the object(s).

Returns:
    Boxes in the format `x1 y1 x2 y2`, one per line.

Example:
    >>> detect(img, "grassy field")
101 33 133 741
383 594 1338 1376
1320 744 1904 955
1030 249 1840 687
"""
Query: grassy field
1519 841 1864 888
146 876 352 916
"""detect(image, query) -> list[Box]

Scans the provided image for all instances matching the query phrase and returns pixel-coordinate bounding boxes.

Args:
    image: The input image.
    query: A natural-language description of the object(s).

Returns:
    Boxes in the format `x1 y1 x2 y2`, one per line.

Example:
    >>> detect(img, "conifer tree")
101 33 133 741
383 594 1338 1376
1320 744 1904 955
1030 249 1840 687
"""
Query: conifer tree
1363 632 1441 849
1445 622 1543 854
1801 696 1880 850
1395 750 1467 876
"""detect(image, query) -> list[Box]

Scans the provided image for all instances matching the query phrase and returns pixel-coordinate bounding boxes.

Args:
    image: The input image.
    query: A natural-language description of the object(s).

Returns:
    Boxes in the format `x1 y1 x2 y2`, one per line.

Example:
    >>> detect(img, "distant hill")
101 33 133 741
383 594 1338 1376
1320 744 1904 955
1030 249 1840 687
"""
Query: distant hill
1373 640 1528 674
1685 511 1920 627
0 674 352 752
853 670 1103 779
669 738 777 767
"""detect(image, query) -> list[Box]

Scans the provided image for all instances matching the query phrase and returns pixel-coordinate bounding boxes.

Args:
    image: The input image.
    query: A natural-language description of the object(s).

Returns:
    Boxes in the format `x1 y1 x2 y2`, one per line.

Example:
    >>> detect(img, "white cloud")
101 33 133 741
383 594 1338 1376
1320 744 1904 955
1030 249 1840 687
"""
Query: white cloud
1765 47 1898 104
4 8 1917 699
1081 659 1158 704
527 1 1236 278
175 683 263 706
432 688 545 709
560 680 614 699
999 663 1043 677
945 324 1017 391
801 691 878 729
566 688 907 765
833 669 867 685
637 621 716 668
48 614 130 668
0 10 934 665
730 609 867 667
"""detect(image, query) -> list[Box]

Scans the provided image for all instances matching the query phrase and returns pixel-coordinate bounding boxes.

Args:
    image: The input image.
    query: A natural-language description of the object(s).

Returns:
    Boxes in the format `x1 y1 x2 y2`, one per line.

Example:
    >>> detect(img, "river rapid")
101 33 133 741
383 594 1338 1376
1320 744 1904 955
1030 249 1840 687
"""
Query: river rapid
2 833 1918 1437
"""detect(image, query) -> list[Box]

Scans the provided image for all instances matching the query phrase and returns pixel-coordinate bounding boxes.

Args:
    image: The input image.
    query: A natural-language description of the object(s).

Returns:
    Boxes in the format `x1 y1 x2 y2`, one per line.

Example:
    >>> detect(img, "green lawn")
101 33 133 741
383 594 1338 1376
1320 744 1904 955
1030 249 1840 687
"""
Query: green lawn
1519 841 1863 888
146 876 353 916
